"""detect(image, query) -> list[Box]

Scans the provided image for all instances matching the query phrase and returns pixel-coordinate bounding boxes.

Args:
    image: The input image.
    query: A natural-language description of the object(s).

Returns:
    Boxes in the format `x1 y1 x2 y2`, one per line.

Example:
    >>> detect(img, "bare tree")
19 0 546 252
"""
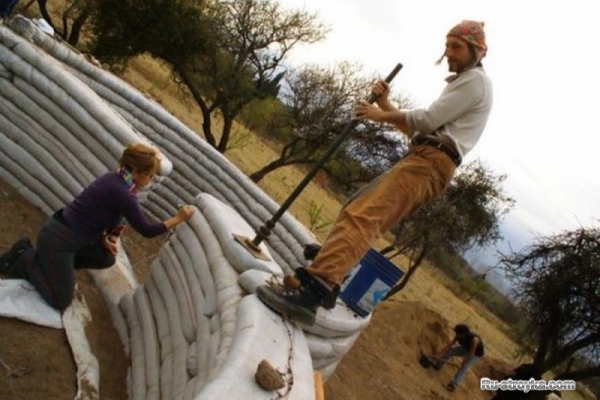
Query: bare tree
248 62 411 190
26 0 92 46
501 228 600 382
188 0 327 152
87 0 326 152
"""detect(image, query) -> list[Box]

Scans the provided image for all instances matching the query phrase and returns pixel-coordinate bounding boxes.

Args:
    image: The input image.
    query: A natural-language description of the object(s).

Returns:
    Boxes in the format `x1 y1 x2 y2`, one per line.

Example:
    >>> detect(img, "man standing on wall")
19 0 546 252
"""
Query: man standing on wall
257 20 494 326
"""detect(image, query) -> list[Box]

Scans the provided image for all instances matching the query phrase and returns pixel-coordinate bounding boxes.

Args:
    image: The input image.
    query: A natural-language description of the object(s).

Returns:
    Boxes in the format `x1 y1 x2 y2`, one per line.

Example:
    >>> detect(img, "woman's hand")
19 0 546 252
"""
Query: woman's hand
176 204 195 222
164 205 196 230
102 233 119 255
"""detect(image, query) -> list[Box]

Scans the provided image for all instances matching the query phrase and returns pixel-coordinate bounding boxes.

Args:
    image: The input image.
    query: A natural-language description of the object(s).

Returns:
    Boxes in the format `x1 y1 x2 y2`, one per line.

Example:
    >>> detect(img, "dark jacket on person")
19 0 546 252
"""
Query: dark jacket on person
457 331 484 357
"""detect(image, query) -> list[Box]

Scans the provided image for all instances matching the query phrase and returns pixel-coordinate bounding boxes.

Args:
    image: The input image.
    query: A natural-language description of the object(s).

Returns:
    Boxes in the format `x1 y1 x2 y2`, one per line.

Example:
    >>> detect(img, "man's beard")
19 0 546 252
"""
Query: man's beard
448 57 475 73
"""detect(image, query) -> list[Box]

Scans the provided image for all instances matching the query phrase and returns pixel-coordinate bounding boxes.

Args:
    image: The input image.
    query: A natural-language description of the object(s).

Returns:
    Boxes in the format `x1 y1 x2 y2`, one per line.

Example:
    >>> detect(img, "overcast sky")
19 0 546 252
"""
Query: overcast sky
278 0 600 260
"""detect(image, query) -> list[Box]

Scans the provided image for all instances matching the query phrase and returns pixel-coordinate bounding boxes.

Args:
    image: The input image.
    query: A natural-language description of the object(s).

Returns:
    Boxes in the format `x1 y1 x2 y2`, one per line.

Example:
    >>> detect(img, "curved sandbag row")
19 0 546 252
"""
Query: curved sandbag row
188 196 314 398
195 193 371 376
123 204 247 399
6 16 315 272
0 82 92 188
119 196 316 399
110 227 203 400
0 30 122 169
0 57 88 212
0 28 171 208
0 23 172 176
200 193 372 380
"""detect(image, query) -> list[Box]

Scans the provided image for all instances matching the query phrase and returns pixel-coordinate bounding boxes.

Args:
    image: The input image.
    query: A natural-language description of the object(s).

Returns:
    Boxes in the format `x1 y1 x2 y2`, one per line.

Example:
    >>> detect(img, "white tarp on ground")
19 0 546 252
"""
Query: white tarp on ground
0 279 62 329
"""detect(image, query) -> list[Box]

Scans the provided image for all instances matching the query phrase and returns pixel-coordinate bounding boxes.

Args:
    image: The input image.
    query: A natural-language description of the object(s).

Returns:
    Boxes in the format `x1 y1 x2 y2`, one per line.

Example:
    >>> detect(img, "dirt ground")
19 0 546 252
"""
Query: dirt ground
0 179 516 400
0 180 132 400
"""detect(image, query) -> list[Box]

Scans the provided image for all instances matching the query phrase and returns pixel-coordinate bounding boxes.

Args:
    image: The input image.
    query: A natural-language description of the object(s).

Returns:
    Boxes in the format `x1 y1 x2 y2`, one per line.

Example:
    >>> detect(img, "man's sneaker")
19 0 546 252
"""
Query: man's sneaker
294 267 339 309
257 284 321 325
257 268 340 325
0 238 32 274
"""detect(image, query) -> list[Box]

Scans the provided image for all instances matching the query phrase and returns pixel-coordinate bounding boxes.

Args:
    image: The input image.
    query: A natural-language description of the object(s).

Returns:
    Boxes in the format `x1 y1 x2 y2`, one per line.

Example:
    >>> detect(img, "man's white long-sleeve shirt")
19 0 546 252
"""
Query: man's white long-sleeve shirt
406 67 493 158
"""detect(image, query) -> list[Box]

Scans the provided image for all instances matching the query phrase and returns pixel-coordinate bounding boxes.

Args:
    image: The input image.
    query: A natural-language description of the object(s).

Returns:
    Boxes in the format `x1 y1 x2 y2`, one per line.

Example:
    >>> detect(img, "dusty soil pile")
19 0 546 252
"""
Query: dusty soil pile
326 300 511 400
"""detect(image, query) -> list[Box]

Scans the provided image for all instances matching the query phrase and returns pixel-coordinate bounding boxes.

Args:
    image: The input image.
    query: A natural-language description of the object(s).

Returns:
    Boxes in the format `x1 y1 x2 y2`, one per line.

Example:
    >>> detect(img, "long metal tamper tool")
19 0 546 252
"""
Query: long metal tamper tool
235 63 403 260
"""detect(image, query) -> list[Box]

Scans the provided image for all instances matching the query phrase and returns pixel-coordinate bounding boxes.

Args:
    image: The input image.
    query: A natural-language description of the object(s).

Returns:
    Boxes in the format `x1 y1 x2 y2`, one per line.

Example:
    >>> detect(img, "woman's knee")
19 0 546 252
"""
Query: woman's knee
96 253 116 268
53 296 73 311
43 290 73 311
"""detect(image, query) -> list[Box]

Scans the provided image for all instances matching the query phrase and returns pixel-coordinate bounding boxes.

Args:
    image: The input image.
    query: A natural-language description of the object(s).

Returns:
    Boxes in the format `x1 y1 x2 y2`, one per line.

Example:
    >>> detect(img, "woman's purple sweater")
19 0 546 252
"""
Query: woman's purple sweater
62 172 166 243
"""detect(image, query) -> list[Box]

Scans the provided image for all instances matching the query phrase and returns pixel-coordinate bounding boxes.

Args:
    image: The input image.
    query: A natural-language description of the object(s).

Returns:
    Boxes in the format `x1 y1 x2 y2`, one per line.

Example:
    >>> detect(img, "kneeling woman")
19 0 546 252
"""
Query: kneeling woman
0 143 194 310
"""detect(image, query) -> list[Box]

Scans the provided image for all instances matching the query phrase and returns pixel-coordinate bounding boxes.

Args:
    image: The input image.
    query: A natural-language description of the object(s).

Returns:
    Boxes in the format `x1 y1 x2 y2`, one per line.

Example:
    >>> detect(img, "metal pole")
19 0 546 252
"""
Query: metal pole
239 63 403 256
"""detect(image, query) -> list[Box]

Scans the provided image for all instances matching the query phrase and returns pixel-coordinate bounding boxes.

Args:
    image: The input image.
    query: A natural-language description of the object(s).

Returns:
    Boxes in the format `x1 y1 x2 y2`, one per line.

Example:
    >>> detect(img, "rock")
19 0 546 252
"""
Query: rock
255 359 285 391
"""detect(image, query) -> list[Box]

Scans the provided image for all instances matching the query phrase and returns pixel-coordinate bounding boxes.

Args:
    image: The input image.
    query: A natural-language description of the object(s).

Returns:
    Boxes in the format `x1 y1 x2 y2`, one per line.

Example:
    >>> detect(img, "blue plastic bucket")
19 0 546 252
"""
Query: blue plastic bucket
339 248 404 317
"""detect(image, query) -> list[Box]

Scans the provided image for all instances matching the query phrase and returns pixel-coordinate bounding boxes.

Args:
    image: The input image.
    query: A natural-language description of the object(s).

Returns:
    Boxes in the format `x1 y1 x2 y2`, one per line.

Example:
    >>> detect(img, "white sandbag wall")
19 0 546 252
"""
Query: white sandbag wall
119 193 316 399
0 17 369 399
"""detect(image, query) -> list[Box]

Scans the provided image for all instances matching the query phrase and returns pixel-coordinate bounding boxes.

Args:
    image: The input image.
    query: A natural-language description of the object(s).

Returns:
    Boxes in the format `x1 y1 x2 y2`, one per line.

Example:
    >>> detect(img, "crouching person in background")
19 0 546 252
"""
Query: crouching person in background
436 323 485 392
0 143 194 310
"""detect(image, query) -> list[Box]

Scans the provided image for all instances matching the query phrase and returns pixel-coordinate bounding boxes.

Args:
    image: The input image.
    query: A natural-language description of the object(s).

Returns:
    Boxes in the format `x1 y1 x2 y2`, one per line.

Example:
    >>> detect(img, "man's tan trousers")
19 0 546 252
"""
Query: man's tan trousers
306 145 457 285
